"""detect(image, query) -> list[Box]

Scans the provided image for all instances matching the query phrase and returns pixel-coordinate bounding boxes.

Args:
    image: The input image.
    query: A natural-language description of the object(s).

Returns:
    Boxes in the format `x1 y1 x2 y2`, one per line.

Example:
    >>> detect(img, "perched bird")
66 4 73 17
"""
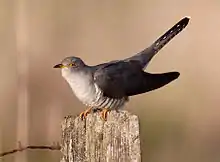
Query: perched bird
54 17 190 120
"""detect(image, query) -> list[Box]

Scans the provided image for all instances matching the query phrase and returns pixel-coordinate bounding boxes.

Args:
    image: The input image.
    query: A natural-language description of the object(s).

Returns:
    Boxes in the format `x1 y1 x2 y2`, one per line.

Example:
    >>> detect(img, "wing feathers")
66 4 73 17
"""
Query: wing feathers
94 61 179 98
126 71 180 96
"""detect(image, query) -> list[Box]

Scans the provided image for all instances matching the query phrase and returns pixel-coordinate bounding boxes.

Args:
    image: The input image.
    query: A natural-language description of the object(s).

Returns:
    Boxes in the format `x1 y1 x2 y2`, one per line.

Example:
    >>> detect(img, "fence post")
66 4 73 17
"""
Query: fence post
60 110 141 162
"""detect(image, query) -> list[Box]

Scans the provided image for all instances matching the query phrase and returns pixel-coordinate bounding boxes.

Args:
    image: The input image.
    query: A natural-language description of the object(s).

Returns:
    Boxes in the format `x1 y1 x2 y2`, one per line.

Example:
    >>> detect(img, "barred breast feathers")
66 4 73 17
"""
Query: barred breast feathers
93 83 128 110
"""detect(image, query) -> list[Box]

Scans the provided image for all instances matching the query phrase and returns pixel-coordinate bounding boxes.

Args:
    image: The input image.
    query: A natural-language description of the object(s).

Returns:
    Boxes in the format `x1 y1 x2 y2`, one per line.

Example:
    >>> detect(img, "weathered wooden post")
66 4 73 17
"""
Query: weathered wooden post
60 110 141 162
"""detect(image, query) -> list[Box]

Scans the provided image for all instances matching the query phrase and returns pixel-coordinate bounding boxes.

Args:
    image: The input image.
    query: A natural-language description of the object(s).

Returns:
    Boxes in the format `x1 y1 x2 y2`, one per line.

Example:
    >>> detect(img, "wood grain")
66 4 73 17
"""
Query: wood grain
61 110 141 162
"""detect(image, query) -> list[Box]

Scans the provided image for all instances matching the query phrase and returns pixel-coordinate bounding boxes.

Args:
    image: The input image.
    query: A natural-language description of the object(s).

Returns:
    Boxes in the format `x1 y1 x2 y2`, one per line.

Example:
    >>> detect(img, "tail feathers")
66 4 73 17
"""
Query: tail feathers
150 17 189 55
125 17 190 68
127 71 180 96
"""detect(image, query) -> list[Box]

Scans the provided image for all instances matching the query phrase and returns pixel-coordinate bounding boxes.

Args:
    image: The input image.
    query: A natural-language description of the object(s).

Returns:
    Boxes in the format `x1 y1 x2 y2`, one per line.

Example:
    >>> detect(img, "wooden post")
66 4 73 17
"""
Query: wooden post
60 110 141 162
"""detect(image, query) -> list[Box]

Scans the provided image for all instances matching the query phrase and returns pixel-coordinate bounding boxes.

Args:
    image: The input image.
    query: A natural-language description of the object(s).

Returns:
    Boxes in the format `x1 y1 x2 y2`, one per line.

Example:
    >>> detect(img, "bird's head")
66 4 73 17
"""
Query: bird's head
54 56 86 77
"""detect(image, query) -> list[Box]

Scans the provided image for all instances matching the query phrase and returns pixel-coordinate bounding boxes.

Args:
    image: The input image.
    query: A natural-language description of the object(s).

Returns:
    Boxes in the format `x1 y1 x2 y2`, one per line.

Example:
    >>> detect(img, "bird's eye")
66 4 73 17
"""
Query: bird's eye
69 63 76 67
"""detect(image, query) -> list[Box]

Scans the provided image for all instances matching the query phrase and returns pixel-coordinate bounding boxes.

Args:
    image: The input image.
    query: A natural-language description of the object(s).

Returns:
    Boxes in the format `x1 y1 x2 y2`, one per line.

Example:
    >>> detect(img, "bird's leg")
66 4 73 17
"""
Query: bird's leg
100 108 109 121
79 107 92 120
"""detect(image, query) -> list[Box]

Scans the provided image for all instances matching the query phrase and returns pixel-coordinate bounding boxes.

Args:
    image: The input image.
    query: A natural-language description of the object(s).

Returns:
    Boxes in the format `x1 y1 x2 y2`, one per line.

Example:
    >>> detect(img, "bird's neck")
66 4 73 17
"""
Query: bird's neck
62 67 92 85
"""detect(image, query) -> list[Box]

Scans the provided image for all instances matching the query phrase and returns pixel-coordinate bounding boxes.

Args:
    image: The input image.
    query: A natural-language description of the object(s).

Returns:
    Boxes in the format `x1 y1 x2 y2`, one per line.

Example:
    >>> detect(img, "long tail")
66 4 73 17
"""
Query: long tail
125 17 190 68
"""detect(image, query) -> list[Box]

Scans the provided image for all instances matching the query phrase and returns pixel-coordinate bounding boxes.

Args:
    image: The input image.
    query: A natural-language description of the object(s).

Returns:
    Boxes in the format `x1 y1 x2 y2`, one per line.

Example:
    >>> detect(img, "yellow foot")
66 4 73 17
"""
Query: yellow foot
100 108 109 121
79 107 92 120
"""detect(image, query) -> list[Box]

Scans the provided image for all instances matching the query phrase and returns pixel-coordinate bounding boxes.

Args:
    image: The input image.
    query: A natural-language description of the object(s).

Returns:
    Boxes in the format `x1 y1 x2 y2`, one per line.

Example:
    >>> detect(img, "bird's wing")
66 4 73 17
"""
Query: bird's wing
93 60 179 98
93 60 142 98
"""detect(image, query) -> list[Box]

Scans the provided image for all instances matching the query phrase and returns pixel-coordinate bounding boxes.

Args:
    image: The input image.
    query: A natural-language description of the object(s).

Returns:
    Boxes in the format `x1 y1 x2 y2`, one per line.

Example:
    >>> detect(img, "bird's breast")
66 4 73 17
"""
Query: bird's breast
62 70 128 109
63 73 97 105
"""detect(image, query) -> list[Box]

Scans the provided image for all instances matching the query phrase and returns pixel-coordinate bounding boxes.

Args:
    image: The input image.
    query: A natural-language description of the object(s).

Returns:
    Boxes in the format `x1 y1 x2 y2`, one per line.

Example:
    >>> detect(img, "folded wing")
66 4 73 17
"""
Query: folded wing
94 61 179 98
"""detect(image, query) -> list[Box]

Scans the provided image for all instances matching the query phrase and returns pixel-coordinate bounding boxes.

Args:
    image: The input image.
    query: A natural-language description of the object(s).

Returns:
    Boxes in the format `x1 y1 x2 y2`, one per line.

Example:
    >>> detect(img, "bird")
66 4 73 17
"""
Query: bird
54 17 190 121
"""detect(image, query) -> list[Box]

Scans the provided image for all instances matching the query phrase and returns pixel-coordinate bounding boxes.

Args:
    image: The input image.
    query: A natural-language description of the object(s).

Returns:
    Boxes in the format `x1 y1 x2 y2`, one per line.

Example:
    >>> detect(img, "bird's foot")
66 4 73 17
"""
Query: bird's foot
79 107 92 120
100 108 109 121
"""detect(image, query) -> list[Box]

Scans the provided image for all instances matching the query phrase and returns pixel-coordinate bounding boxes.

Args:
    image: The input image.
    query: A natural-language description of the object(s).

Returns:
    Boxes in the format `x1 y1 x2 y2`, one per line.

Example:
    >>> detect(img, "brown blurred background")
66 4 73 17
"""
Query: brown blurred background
1 0 220 162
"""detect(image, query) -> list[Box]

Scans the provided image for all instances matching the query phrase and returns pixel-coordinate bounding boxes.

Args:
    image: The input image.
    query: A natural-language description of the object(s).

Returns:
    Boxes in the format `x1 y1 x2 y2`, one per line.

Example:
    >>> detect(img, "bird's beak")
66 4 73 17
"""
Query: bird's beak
53 64 64 68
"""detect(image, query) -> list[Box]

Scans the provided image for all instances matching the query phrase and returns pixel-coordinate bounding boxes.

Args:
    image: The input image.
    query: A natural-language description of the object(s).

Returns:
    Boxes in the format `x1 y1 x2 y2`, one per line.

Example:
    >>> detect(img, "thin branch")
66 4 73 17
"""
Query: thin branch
0 142 61 157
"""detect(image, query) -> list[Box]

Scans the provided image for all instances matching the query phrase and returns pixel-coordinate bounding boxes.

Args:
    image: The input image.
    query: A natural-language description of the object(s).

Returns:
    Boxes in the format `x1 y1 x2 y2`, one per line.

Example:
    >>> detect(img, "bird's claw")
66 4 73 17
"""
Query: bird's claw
79 107 92 120
100 108 109 121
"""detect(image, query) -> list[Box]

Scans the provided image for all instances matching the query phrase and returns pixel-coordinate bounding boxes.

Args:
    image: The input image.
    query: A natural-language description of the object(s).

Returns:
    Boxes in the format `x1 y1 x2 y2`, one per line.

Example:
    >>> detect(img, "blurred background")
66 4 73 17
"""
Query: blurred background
1 0 220 162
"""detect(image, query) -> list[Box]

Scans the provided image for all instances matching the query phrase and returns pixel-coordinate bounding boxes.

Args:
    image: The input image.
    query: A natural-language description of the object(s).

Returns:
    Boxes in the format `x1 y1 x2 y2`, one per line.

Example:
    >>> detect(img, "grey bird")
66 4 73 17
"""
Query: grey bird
54 17 190 120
